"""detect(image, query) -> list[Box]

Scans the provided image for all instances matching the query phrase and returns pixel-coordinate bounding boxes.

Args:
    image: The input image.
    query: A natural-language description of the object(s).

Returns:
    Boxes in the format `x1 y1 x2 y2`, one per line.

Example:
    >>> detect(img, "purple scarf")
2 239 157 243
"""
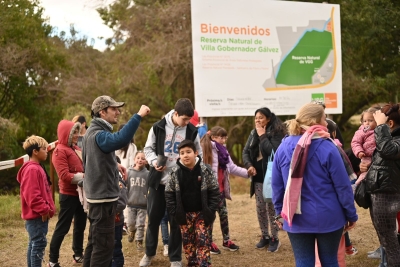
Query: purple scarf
214 142 230 170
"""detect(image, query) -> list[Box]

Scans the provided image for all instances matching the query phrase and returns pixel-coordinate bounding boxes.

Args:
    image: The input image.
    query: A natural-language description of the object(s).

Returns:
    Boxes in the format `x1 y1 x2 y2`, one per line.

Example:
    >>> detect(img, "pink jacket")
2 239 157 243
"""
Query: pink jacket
351 125 376 158
52 120 84 196
17 161 56 220
211 141 248 200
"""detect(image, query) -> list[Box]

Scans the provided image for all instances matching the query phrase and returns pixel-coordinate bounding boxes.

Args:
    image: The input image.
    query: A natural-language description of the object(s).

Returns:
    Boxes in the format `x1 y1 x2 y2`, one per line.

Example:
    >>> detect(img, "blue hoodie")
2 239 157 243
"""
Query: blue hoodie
272 135 358 233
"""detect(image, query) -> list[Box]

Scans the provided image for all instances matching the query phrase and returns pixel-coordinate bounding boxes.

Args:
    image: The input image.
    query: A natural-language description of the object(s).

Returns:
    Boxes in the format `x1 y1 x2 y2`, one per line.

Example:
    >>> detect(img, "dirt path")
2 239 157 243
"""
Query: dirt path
0 194 381 266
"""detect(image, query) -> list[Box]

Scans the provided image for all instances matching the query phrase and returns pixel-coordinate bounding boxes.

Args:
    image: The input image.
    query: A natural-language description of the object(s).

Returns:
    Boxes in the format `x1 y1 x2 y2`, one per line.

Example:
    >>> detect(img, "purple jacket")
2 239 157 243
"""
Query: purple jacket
211 141 248 200
351 125 376 158
272 135 358 233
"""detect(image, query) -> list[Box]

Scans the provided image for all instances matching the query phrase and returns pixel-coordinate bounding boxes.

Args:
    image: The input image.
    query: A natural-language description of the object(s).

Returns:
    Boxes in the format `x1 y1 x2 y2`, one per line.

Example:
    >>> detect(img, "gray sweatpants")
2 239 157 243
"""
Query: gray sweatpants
126 207 147 241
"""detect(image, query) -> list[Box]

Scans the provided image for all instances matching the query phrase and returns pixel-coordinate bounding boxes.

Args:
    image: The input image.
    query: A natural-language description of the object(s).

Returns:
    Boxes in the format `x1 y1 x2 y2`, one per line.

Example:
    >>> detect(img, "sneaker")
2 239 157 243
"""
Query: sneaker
345 246 358 256
367 248 381 259
255 237 269 249
222 240 239 252
210 242 221 255
170 261 182 267
73 254 84 264
139 254 154 267
267 238 281 252
136 240 144 251
163 244 169 257
368 247 381 255
122 223 128 235
48 263 61 267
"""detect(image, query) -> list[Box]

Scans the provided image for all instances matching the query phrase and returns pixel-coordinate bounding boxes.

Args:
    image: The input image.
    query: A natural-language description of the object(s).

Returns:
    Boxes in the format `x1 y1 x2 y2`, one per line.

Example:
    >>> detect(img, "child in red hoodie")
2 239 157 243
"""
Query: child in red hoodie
17 135 55 267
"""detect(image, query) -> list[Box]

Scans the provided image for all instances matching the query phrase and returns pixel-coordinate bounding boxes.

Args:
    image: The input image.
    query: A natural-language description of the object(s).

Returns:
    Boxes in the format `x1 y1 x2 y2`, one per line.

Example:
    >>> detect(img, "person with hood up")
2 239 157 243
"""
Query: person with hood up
48 120 87 267
140 98 202 267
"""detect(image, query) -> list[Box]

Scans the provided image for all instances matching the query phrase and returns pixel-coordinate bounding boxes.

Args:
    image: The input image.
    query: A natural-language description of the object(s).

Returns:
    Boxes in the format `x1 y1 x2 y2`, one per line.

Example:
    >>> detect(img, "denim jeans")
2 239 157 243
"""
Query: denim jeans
160 209 170 245
287 228 343 267
83 201 117 267
111 224 124 267
25 217 48 267
49 193 87 262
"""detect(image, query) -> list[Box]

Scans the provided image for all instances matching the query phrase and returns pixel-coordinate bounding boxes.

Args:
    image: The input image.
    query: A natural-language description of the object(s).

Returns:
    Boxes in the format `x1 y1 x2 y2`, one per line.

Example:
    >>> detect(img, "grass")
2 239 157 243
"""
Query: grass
0 177 382 266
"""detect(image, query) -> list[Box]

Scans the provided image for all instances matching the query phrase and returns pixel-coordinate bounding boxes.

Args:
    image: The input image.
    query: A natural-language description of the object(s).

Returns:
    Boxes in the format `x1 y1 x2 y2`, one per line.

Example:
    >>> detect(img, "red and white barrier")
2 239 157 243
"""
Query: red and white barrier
0 141 58 171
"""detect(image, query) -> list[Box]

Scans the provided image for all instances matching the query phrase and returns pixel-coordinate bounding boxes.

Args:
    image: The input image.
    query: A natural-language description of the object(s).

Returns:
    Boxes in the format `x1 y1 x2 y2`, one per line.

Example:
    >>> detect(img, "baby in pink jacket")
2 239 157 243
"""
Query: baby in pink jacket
351 107 380 184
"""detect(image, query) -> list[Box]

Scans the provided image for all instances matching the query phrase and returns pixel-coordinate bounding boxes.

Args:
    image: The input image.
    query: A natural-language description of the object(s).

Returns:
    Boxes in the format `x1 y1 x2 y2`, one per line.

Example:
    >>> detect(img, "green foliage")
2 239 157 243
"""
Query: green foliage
0 0 67 143
0 194 22 227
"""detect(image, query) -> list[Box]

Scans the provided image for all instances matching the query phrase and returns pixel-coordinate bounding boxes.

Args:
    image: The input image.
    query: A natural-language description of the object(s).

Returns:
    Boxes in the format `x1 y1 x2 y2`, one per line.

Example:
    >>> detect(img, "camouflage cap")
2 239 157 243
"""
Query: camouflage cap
91 95 125 114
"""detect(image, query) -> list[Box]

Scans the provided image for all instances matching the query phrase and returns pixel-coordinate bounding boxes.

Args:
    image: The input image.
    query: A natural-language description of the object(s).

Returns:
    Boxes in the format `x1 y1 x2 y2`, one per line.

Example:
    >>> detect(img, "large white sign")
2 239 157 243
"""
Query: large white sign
191 0 342 116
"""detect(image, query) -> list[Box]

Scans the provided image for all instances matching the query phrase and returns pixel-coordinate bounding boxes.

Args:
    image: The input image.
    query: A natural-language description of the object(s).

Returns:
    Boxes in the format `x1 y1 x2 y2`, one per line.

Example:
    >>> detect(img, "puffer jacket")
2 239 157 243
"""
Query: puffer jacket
242 127 284 197
351 125 376 158
365 125 400 193
52 120 83 196
165 158 220 226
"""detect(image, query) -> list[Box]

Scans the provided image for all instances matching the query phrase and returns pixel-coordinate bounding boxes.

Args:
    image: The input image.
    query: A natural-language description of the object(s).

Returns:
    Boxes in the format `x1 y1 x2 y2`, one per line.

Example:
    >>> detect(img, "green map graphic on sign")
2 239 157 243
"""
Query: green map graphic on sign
264 13 336 91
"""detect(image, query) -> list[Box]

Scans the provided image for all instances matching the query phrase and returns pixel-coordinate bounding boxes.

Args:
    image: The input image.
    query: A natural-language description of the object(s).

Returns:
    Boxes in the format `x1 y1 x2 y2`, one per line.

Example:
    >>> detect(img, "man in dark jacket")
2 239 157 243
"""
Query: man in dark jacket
82 95 150 267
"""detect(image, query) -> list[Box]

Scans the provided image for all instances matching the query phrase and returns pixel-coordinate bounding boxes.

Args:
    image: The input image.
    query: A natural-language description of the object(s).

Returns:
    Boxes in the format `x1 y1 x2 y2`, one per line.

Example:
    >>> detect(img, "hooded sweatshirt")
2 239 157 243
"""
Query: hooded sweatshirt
52 120 83 196
126 167 149 209
17 161 56 220
144 109 203 186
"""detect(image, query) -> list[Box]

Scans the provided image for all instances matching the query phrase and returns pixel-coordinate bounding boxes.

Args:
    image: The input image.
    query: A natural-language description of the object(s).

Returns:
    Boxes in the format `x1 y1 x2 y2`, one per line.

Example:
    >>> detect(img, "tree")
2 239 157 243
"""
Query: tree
0 0 67 142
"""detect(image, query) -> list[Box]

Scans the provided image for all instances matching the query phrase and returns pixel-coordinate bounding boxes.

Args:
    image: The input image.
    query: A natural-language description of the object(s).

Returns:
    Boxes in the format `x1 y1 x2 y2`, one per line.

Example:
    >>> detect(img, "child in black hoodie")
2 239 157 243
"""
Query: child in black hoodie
165 140 219 267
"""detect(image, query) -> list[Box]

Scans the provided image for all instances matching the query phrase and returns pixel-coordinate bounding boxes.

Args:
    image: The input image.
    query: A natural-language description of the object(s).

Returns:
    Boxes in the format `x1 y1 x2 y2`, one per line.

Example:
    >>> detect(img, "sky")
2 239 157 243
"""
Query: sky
40 0 115 51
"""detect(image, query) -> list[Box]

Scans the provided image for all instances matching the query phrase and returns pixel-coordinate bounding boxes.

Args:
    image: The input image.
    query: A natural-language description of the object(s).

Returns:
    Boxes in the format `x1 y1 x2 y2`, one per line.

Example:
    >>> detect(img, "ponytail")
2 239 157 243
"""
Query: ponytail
200 133 213 165
286 119 302 135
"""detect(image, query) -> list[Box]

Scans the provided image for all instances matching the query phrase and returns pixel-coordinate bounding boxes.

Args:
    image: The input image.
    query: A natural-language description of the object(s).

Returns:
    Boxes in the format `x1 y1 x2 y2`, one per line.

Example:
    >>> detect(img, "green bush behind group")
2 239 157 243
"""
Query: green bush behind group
1 0 400 191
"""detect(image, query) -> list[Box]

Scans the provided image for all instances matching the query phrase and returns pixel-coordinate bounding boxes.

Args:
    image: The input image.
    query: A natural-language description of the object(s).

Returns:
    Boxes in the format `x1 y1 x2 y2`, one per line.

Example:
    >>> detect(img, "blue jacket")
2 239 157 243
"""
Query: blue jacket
272 135 358 233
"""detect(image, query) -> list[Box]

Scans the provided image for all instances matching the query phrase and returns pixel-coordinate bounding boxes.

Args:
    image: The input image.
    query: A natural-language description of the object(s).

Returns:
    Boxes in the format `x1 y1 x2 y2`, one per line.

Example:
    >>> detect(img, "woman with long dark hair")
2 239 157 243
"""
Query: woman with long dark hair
242 107 286 252
362 104 400 266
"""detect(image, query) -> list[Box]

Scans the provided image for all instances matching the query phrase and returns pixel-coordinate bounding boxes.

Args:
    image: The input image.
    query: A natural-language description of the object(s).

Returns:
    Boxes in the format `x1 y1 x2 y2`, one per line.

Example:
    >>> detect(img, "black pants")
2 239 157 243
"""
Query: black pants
370 193 400 267
145 185 182 261
83 201 117 267
49 193 87 263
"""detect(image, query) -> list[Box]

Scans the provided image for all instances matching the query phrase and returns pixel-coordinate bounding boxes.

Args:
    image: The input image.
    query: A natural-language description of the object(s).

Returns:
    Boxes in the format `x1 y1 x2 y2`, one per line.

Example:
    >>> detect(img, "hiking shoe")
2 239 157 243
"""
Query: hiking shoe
170 261 182 267
210 242 221 255
48 263 61 267
367 249 381 259
139 254 154 267
163 244 169 256
222 240 239 252
267 238 281 252
136 240 144 251
345 246 358 256
255 237 269 249
127 229 136 243
73 254 84 264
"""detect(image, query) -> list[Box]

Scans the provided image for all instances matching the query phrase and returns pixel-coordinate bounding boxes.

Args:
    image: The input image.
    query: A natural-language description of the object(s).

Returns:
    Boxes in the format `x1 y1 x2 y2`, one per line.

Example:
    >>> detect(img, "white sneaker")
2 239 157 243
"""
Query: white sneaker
163 244 169 257
170 262 182 267
139 254 154 267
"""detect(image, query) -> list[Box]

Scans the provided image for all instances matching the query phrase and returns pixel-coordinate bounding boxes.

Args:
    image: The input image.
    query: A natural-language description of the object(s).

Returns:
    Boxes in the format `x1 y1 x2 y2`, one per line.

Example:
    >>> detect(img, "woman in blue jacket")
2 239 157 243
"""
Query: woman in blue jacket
272 103 358 267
